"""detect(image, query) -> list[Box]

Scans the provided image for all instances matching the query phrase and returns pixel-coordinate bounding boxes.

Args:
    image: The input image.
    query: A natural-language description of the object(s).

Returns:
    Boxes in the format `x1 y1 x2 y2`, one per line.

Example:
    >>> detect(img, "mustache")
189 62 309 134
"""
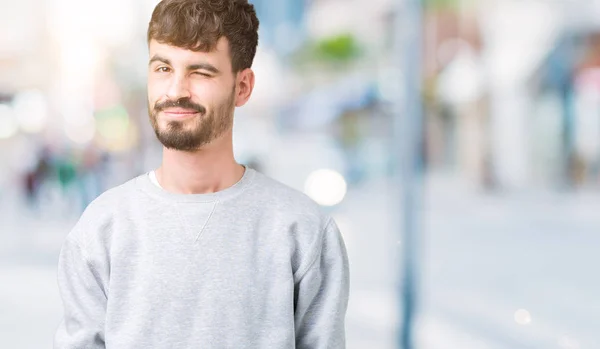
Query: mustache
154 98 206 114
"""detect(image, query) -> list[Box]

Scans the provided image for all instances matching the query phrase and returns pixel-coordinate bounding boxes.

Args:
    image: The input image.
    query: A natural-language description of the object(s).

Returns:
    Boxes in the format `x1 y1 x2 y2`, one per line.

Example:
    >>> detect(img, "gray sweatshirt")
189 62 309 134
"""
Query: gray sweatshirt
54 167 350 349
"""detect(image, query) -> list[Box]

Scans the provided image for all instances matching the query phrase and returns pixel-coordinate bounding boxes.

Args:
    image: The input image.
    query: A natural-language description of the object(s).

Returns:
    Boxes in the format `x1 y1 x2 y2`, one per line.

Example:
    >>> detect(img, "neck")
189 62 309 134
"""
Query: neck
155 130 245 194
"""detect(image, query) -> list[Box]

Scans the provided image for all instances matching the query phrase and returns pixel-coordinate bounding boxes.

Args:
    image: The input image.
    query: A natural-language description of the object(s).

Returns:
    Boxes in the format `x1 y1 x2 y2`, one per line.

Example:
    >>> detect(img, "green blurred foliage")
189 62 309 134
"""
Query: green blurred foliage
312 33 362 62
290 33 363 73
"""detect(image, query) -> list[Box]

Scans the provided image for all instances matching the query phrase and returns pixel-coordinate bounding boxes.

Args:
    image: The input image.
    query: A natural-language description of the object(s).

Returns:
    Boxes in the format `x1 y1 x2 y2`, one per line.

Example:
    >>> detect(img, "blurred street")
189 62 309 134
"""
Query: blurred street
2 173 598 349
418 176 600 349
3 0 600 347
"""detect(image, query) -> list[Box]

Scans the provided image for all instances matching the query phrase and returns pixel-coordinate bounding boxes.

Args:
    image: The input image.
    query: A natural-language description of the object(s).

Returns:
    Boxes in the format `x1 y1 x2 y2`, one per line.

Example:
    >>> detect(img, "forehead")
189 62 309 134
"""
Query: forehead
148 37 231 69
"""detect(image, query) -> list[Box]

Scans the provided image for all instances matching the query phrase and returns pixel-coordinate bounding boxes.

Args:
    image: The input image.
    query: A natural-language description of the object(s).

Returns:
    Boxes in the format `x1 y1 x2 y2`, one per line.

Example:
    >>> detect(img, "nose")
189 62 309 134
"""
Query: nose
166 74 191 101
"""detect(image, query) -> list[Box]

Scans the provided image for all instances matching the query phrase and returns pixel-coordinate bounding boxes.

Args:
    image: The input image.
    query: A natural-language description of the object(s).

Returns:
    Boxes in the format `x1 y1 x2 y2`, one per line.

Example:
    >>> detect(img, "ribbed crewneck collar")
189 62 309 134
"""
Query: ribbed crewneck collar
136 166 255 203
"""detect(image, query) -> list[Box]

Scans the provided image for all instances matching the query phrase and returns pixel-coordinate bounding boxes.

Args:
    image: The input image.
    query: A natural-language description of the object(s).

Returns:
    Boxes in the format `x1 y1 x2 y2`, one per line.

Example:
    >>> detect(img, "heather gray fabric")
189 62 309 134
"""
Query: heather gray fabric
54 167 350 349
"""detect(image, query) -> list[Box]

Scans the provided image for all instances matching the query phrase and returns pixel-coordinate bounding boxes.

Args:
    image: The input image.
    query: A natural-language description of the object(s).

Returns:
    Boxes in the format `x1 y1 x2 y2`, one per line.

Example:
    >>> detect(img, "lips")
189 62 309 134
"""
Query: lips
162 108 200 119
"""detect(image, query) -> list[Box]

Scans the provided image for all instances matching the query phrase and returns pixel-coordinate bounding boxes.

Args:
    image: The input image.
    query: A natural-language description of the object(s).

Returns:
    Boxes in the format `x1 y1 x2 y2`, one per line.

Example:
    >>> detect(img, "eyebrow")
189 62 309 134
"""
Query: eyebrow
187 63 220 74
149 54 170 66
149 54 220 74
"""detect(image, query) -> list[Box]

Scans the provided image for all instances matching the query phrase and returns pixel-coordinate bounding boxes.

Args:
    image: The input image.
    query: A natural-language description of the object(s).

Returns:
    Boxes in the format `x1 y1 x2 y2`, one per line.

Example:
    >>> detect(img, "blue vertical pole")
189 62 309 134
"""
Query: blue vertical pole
561 82 575 188
394 0 423 348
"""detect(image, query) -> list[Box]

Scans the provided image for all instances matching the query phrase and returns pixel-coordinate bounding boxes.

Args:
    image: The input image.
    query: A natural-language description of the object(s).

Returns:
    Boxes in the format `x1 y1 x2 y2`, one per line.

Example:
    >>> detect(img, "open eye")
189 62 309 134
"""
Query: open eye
156 66 171 73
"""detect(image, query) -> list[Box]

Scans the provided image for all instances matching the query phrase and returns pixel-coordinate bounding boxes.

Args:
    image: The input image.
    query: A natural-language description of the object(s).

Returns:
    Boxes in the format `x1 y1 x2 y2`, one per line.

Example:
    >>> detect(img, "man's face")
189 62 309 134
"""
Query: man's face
147 37 237 151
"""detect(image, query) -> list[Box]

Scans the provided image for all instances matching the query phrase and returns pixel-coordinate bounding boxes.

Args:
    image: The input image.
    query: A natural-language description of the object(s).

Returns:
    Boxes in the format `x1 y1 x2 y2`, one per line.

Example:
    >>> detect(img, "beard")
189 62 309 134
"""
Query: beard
149 90 235 151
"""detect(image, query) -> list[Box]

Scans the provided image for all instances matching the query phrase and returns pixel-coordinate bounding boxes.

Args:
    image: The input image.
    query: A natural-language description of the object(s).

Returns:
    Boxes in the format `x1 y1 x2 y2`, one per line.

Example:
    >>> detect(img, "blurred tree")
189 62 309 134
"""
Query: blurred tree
289 33 364 76
312 34 361 62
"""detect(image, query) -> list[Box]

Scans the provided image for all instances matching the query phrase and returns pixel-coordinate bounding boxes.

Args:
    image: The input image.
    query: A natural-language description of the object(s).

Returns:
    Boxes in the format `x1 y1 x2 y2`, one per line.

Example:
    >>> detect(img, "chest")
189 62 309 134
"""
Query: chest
108 211 294 297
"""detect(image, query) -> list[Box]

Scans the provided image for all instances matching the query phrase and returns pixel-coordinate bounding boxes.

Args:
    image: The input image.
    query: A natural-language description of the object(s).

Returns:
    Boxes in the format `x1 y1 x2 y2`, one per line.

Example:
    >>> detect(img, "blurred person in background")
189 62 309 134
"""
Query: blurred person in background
54 0 349 348
56 149 78 203
23 146 53 213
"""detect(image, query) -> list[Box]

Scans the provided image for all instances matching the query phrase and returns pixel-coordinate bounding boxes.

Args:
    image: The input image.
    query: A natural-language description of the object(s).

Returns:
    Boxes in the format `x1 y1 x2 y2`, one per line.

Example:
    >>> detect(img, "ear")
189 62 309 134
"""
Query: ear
235 68 255 107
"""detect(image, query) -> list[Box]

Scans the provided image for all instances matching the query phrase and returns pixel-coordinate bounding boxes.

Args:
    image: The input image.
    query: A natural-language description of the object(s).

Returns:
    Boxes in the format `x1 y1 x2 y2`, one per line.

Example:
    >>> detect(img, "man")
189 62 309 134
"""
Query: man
53 0 350 348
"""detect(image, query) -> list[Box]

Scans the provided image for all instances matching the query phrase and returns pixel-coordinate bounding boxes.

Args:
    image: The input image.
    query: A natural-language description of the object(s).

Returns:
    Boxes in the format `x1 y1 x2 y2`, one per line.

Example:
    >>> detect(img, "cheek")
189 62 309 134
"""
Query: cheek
148 77 168 99
190 80 232 105
189 81 212 98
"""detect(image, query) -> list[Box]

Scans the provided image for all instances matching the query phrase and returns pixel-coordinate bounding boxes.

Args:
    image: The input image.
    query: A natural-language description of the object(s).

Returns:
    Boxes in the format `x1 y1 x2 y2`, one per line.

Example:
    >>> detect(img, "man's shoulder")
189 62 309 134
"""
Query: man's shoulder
250 171 324 217
86 175 140 211
68 175 140 243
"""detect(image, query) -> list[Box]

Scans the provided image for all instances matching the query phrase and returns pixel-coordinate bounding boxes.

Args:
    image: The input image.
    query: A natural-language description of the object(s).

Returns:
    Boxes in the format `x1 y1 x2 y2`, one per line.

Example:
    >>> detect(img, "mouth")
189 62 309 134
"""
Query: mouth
161 108 201 120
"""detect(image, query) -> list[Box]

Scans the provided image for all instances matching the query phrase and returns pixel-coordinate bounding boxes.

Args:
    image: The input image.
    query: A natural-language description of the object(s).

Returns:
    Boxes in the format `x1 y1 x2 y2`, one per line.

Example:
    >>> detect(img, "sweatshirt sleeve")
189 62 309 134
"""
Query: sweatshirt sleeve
54 236 107 349
294 218 350 349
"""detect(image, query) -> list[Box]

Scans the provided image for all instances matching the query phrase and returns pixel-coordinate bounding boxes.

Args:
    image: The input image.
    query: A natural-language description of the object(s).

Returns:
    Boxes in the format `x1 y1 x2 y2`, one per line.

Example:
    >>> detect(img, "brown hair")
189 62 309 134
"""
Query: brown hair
148 0 259 73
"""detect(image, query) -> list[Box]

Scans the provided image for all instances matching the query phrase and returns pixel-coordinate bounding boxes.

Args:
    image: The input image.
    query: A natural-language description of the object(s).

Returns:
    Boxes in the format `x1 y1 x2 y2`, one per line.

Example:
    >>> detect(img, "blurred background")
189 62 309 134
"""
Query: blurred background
1 0 599 348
